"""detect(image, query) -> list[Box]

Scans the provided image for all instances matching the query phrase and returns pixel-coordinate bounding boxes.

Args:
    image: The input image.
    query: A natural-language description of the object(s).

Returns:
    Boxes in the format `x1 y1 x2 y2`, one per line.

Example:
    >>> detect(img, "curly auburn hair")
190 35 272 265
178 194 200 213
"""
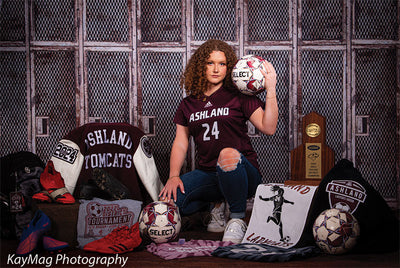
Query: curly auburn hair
180 39 238 97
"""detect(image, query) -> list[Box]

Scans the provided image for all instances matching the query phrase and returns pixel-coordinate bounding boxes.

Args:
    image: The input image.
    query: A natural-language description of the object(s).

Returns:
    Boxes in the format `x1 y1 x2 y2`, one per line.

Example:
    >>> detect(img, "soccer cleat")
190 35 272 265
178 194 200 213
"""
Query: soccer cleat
92 168 131 200
79 181 113 200
83 222 142 254
32 192 52 202
222 218 247 244
207 202 226 232
16 210 51 256
43 236 69 252
34 160 75 204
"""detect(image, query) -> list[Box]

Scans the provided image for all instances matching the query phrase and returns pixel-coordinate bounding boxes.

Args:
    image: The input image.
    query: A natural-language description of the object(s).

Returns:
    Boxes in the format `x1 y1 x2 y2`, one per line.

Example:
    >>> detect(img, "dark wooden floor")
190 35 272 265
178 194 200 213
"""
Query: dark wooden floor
2 214 399 268
1 234 399 268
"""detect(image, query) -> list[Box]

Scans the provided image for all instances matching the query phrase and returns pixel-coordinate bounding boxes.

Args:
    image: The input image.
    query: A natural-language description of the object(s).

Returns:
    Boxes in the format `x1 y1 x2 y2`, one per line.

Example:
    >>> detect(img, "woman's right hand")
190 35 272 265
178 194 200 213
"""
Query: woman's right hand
160 124 188 204
159 176 185 203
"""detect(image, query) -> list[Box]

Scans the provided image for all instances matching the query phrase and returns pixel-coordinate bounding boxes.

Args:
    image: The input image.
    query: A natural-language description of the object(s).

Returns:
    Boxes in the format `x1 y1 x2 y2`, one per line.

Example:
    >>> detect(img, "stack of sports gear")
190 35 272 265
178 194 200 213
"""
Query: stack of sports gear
213 159 399 262
306 159 399 253
0 151 45 239
32 160 75 204
48 123 163 203
76 198 142 248
83 222 142 254
16 210 68 256
79 168 132 200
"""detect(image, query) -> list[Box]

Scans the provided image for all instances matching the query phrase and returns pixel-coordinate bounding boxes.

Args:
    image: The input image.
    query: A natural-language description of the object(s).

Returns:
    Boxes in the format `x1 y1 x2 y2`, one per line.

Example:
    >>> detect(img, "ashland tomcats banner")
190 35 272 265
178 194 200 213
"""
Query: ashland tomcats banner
242 183 317 249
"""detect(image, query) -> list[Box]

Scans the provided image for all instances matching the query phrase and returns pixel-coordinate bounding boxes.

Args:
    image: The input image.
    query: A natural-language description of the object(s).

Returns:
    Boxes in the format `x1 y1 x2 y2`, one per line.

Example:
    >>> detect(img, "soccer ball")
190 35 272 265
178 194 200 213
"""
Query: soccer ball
232 55 266 95
333 202 351 212
138 201 181 244
88 202 103 217
313 208 360 254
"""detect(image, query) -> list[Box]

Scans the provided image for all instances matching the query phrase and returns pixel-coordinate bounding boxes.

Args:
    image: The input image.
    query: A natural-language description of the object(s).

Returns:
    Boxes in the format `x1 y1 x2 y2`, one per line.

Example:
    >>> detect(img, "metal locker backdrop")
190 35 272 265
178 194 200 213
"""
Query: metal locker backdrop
0 51 28 153
86 51 131 123
139 51 184 181
354 48 397 198
0 1 398 204
33 50 77 161
247 49 291 183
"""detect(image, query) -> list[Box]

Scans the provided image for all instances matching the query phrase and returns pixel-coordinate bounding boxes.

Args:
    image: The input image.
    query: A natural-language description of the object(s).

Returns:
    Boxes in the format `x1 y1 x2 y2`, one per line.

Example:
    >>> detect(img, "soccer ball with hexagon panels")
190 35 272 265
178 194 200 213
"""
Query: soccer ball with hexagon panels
138 201 181 244
232 54 267 95
313 208 360 254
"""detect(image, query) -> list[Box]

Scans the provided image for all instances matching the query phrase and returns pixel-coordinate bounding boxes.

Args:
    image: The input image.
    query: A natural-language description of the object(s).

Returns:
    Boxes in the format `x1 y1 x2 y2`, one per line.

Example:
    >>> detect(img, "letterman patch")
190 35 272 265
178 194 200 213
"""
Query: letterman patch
140 136 153 158
52 142 79 164
326 180 367 213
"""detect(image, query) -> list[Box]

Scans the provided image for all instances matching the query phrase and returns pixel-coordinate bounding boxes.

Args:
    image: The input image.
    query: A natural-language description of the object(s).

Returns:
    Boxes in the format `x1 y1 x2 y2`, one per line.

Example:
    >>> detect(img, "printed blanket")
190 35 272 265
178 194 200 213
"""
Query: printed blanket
242 183 317 248
212 243 320 262
77 198 142 248
147 239 233 260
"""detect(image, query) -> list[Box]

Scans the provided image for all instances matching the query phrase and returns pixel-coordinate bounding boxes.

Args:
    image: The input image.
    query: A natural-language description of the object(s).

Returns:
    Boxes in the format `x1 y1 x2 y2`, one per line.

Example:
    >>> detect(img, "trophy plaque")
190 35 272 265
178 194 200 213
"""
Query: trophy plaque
285 112 334 186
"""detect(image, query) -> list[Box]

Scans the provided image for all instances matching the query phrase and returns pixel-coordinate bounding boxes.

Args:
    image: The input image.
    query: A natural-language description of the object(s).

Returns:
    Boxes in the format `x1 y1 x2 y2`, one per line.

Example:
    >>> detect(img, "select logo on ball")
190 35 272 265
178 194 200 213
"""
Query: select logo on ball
232 70 251 78
138 201 181 244
148 227 175 236
232 54 267 95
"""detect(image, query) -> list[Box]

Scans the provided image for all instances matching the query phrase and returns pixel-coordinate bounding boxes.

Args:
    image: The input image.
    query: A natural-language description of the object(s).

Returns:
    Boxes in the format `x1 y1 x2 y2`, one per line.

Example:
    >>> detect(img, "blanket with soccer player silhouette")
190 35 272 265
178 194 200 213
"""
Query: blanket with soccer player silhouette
242 183 318 249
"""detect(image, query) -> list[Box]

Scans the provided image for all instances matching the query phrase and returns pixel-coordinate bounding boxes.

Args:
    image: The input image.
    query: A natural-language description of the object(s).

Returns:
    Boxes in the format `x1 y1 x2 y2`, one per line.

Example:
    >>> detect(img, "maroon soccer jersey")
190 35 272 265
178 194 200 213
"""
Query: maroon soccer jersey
174 87 264 171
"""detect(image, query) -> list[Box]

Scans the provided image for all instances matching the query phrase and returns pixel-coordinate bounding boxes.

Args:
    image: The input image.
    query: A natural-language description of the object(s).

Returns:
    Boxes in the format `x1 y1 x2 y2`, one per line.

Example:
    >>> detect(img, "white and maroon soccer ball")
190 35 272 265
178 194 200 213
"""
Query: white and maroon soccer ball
313 208 360 254
333 202 351 212
88 202 103 217
232 54 267 95
138 201 181 244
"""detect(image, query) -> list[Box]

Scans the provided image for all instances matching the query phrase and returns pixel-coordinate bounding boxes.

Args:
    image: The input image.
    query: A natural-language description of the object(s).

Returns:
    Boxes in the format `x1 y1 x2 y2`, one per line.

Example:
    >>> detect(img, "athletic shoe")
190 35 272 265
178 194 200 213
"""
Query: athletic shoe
92 168 131 200
222 218 247 244
83 222 141 254
79 181 113 200
16 210 51 256
32 192 52 202
34 160 75 204
207 202 226 232
42 236 69 252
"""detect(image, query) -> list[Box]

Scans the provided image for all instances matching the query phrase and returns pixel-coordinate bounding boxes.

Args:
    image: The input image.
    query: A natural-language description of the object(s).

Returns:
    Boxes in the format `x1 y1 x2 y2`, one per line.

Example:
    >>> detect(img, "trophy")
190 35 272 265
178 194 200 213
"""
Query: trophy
285 112 334 186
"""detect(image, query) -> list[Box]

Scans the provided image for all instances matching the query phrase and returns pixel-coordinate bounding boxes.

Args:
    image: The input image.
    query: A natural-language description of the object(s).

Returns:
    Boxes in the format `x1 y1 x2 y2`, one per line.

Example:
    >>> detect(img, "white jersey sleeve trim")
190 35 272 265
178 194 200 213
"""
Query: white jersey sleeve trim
133 137 164 201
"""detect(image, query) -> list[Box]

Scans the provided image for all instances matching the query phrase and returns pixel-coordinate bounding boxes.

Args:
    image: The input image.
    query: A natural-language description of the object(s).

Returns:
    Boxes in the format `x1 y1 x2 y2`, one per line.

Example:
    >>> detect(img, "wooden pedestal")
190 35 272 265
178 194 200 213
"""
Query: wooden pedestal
285 112 334 186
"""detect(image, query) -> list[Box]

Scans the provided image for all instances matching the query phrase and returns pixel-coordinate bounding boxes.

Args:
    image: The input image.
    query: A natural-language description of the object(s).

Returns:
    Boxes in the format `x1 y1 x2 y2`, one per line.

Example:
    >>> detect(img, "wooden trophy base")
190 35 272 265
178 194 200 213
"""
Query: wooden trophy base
284 179 321 186
285 112 334 186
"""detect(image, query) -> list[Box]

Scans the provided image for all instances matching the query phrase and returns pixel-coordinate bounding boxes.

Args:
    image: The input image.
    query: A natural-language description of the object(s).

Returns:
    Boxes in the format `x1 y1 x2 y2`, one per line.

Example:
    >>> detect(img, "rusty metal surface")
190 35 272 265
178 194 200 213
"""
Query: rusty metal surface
354 48 397 198
0 0 398 203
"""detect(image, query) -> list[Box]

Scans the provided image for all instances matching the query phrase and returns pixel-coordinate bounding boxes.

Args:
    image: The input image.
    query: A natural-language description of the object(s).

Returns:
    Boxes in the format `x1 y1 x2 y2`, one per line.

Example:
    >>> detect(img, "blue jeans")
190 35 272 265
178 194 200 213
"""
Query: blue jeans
175 153 262 219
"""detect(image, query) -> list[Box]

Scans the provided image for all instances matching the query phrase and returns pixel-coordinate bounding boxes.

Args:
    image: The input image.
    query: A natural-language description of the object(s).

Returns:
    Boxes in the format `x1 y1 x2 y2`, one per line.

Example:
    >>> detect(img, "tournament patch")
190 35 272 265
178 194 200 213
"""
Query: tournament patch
326 180 366 213
52 142 79 164
243 183 317 248
140 136 153 158
77 198 142 248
